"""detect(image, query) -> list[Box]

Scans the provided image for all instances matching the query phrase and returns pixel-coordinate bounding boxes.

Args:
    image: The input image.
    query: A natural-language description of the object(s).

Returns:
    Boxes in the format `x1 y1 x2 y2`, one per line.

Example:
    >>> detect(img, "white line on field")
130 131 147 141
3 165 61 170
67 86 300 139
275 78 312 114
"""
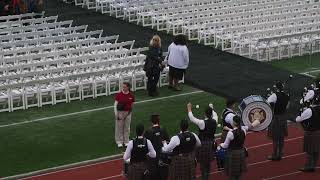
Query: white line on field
262 167 320 180
0 91 203 128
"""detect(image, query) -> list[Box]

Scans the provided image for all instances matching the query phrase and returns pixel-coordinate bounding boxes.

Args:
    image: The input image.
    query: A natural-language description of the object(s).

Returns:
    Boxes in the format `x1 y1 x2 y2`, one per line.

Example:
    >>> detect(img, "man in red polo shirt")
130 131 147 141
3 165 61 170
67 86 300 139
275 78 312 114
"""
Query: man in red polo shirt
114 82 135 148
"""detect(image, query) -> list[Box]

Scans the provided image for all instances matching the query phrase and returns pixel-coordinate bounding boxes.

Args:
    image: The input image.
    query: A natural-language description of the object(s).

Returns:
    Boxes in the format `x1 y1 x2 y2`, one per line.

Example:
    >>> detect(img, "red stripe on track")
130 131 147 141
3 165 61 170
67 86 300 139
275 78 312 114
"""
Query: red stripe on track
22 125 320 180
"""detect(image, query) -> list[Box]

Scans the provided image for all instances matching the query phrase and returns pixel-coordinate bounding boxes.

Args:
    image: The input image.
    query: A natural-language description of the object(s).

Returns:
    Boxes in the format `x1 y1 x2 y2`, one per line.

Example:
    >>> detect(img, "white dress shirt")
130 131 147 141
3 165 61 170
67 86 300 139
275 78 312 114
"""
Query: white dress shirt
224 108 236 125
220 126 249 149
295 108 312 122
162 132 201 153
188 111 218 130
267 93 277 104
123 137 156 161
167 42 189 69
300 90 315 104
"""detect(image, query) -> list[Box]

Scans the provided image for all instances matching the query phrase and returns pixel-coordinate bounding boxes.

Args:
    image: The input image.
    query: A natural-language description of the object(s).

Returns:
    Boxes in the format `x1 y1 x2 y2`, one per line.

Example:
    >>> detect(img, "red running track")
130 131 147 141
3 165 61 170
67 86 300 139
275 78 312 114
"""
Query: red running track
21 125 320 180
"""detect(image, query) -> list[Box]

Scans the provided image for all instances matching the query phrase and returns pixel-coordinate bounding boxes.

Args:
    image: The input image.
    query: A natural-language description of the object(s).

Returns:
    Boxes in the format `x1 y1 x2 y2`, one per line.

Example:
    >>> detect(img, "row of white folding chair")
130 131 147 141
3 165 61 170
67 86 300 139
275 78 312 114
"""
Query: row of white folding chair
0 45 143 77
164 0 316 34
172 1 318 33
0 16 58 30
0 47 143 75
0 39 134 60
0 30 106 51
110 0 188 17
197 9 320 46
150 0 302 27
135 0 232 26
0 12 45 23
0 63 145 112
0 54 146 89
214 14 320 51
0 25 88 43
136 0 304 26
182 4 319 39
0 20 74 36
248 29 320 61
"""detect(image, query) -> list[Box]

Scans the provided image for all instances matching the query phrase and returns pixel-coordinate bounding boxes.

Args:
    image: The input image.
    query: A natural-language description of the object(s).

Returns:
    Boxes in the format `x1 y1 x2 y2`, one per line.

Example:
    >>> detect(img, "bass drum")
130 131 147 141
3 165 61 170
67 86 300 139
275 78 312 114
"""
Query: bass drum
239 95 273 131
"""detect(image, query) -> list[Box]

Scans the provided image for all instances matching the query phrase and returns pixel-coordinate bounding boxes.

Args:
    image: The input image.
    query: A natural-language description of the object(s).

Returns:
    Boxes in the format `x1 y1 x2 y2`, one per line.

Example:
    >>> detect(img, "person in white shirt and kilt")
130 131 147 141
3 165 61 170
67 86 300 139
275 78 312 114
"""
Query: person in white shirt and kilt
295 96 320 172
219 99 237 169
218 116 251 180
123 123 156 180
266 82 290 161
162 119 201 180
144 114 170 180
187 102 218 180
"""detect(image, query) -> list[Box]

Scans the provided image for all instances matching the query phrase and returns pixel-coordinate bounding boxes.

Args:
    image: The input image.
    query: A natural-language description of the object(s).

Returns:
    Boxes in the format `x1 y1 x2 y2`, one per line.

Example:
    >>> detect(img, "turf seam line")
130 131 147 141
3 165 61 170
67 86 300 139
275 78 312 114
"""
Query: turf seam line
0 90 203 128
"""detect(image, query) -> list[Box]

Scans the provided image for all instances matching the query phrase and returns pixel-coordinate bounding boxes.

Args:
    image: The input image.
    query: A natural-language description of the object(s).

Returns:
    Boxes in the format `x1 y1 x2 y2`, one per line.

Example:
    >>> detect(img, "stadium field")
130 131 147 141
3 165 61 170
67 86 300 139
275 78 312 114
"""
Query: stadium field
1 53 319 178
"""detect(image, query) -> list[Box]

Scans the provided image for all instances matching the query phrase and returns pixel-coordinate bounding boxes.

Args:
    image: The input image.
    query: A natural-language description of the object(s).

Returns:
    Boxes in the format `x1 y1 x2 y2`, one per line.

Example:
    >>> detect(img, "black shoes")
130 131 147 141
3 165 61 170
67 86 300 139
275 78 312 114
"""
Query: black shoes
299 167 315 172
267 155 282 161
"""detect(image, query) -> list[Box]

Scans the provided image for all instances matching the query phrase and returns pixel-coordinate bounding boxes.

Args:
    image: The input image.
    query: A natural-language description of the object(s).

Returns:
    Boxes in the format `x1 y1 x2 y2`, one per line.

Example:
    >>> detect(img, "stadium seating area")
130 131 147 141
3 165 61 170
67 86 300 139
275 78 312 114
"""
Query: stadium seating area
76 0 320 61
0 11 172 112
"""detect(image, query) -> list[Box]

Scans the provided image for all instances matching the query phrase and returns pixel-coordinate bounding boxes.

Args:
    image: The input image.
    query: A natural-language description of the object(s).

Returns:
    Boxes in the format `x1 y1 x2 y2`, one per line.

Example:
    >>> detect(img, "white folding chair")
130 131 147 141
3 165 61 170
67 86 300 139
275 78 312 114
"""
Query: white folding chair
24 85 40 109
10 88 25 111
0 90 10 112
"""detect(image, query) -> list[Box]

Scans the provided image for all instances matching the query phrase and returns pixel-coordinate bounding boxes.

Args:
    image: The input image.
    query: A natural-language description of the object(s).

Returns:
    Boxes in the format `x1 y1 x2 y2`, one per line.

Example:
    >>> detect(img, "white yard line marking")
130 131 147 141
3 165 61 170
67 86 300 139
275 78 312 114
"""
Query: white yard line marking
0 91 203 128
262 167 320 180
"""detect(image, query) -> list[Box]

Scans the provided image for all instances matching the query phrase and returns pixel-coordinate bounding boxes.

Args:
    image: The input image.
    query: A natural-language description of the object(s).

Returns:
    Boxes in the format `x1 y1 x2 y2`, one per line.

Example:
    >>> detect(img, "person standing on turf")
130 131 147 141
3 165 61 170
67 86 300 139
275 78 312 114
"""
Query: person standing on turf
123 123 156 180
167 35 189 91
266 82 290 161
187 102 217 180
162 119 201 180
218 116 251 180
114 82 135 148
295 96 320 172
144 114 170 180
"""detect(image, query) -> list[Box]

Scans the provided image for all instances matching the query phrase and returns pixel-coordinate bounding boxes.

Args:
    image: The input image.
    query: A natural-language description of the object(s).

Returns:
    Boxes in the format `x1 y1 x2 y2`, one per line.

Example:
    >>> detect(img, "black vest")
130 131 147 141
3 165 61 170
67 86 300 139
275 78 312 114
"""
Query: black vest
147 126 165 154
222 108 235 129
303 106 320 131
198 118 217 141
274 92 289 115
172 132 196 155
229 129 246 150
130 137 148 163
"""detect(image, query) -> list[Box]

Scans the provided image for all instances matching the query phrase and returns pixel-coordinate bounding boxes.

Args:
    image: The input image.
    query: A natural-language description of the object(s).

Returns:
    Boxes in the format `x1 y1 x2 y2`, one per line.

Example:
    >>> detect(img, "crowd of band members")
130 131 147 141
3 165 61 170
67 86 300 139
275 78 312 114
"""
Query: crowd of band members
0 0 43 16
117 79 320 180
114 34 320 179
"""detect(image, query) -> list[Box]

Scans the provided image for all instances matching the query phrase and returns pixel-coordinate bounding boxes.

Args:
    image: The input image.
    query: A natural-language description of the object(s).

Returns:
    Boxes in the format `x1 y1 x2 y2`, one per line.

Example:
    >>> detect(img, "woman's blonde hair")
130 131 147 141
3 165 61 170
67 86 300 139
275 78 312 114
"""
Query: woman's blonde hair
149 35 161 48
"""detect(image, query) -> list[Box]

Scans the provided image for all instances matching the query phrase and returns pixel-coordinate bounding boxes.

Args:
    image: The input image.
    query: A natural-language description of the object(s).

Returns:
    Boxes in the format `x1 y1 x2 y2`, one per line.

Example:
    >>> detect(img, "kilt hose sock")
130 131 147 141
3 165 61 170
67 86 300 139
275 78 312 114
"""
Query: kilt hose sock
200 161 211 180
306 152 319 169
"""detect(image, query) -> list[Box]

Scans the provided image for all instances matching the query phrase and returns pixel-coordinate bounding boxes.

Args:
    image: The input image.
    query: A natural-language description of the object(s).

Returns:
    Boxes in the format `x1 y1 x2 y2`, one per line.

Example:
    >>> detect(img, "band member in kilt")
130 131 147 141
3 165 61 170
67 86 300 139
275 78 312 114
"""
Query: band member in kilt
144 114 170 180
123 123 156 180
218 116 250 180
162 119 201 180
219 99 237 169
266 82 290 161
187 102 217 180
295 97 320 172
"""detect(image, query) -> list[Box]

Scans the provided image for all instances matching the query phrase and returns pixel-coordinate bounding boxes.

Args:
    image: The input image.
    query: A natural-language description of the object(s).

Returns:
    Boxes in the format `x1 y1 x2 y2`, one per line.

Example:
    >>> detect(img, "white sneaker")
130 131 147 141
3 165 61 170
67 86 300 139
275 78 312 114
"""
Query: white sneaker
117 143 123 148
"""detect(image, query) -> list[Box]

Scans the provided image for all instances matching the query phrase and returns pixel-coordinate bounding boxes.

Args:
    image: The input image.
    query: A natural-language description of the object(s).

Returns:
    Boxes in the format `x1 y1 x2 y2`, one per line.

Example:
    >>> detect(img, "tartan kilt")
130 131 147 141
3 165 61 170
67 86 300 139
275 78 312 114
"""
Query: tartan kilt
169 153 195 180
303 130 320 154
225 149 247 177
127 162 147 180
221 130 228 143
196 140 215 162
267 114 288 140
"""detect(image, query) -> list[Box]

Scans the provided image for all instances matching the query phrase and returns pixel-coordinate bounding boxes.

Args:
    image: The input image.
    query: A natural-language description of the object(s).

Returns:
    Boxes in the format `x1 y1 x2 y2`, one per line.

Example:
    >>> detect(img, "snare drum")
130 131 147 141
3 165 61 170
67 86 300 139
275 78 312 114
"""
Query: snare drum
239 95 273 131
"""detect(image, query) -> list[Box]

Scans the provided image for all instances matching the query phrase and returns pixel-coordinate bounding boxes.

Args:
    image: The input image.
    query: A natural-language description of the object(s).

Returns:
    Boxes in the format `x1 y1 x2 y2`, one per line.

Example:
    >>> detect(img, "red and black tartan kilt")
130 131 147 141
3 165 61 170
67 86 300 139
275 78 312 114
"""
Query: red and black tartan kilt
304 130 320 154
225 149 247 177
196 140 215 162
127 162 147 180
267 114 288 140
169 153 196 180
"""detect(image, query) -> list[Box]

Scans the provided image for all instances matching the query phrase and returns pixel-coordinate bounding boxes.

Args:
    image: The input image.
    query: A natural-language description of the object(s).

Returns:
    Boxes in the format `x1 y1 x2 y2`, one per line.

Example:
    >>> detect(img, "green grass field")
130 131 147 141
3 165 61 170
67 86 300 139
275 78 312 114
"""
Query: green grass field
0 85 226 177
0 53 319 177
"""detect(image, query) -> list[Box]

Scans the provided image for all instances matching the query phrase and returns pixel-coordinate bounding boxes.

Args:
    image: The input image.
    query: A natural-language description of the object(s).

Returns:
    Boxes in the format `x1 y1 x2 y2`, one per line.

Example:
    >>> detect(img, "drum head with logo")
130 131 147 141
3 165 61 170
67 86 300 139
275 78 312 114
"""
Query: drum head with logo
239 95 273 131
